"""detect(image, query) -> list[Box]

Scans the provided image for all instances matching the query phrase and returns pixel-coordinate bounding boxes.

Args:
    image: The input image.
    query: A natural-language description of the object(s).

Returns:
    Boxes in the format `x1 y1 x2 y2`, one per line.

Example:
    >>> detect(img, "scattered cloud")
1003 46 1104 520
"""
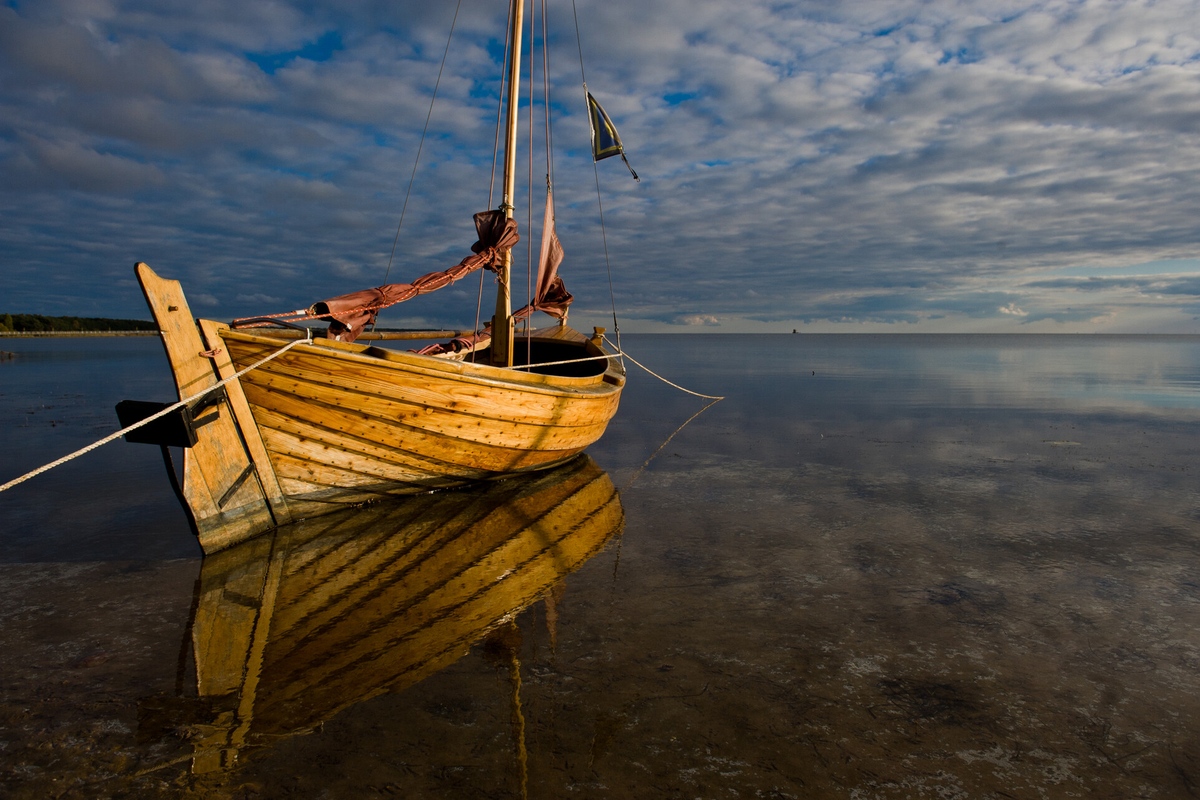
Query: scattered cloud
2 0 1200 332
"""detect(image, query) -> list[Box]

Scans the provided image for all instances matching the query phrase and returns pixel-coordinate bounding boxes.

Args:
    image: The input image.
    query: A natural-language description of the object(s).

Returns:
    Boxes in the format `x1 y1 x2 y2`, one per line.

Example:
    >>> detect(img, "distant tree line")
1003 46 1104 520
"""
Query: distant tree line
0 313 157 333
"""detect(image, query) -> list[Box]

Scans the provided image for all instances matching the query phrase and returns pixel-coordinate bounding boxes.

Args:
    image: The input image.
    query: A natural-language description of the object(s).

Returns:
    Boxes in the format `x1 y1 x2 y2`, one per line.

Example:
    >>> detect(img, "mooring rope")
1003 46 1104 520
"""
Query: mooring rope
0 333 311 495
602 336 725 400
508 339 724 400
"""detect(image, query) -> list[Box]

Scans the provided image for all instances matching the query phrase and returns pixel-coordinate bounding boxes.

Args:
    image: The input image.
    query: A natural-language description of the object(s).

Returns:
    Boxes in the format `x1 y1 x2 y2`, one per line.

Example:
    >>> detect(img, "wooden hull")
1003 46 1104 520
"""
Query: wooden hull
134 262 625 553
176 455 623 772
221 325 624 516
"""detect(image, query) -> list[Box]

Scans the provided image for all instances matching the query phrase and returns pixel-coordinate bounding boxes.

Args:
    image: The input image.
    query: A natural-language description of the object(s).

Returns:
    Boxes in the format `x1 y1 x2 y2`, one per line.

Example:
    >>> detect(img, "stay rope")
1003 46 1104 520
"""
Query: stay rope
570 0 623 357
382 0 464 287
0 333 311 495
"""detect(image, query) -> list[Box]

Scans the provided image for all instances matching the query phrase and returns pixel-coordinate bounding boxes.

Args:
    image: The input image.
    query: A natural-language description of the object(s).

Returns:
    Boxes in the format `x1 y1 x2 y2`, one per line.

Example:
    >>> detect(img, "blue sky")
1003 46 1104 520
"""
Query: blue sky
3 0 1200 333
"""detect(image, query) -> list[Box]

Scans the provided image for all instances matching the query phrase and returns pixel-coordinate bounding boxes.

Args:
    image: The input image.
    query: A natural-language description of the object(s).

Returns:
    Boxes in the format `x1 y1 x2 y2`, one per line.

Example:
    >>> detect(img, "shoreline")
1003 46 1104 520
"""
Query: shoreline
0 331 157 338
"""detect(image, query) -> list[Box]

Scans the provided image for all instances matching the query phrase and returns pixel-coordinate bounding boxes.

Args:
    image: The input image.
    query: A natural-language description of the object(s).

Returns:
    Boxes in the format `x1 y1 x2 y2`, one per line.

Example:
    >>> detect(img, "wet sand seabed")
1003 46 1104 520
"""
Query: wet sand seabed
1 334 1198 798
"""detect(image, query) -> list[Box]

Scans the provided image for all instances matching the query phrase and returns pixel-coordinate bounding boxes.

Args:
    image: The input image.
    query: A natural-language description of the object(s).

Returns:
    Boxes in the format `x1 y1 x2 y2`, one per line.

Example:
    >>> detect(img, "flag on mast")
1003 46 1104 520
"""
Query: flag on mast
586 92 639 182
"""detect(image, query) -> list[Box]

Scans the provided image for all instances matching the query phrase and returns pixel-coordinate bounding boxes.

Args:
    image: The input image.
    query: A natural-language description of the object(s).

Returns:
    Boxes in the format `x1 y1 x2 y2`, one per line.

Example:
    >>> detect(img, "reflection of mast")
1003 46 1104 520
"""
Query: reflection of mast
483 620 529 800
508 630 529 800
165 454 621 772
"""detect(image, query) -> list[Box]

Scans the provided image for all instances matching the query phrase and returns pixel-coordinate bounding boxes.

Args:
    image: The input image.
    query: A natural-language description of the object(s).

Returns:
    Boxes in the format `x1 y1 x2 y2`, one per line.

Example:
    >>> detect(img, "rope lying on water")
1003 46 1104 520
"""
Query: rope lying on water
0 333 310 495
623 396 723 491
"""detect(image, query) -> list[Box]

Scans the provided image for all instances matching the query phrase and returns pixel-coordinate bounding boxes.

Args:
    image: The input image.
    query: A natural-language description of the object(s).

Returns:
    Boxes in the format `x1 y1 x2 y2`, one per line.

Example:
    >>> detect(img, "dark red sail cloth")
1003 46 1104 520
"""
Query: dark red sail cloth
533 187 570 320
413 191 575 358
310 210 519 342
412 277 574 357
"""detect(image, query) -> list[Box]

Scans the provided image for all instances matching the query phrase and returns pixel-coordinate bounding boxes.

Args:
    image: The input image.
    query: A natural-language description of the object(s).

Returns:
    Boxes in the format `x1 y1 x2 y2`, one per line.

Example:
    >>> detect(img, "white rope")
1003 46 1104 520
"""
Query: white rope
508 352 613 370
0 334 310 495
510 339 725 401
603 336 725 400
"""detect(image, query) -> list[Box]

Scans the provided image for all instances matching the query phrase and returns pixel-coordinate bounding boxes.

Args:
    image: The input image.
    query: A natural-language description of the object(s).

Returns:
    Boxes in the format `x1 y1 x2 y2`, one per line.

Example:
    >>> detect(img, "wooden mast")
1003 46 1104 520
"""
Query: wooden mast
492 0 526 368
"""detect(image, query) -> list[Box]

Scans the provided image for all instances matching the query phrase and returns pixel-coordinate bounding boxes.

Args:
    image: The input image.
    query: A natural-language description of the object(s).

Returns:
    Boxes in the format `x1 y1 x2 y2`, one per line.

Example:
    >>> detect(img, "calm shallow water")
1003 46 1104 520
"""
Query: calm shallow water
1 334 1199 798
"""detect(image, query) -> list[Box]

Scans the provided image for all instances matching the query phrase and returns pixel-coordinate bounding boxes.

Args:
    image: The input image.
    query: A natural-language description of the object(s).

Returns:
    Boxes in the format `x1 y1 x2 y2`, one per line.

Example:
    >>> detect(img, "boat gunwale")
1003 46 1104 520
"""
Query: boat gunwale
216 324 626 396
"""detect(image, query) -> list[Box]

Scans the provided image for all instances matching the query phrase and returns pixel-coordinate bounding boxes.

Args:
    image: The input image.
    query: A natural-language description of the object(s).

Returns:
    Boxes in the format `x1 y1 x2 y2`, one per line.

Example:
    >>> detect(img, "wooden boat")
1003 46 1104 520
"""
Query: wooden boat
126 0 628 553
145 455 622 773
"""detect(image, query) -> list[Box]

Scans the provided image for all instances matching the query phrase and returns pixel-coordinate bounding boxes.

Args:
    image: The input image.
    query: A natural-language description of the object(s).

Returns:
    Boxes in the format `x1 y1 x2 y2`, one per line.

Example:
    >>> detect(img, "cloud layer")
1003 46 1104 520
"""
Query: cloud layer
3 0 1200 332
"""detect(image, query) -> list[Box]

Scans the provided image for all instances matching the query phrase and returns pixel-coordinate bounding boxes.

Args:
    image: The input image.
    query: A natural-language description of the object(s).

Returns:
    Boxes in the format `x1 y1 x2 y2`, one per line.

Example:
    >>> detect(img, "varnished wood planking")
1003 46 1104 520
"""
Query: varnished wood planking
239 366 616 446
241 378 609 462
197 319 292 526
261 420 580 488
223 333 622 427
235 354 620 435
135 263 277 551
282 330 621 391
222 328 621 499
245 388 593 476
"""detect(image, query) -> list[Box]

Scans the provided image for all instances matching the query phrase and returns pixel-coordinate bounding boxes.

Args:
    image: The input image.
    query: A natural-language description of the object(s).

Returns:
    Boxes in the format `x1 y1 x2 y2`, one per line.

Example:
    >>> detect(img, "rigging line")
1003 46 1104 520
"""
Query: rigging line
541 0 554 185
0 333 312 495
592 161 621 354
525 0 556 368
570 0 622 359
525 0 535 361
491 0 516 208
570 0 588 87
470 269 485 364
382 0 464 287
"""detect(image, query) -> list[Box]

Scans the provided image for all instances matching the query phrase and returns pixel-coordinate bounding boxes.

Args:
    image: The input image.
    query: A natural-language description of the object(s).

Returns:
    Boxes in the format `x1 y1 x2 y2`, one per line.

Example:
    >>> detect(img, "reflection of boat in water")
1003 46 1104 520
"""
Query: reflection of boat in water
169 455 621 773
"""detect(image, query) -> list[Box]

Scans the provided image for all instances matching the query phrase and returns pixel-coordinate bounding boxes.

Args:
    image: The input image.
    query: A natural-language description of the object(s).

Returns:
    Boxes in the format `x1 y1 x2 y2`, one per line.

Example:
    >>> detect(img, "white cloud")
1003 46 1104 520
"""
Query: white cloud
671 314 721 327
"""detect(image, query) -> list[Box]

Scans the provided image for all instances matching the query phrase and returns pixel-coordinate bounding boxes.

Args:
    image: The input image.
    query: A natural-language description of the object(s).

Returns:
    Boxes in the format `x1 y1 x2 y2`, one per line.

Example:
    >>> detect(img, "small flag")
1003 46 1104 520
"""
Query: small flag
586 92 639 182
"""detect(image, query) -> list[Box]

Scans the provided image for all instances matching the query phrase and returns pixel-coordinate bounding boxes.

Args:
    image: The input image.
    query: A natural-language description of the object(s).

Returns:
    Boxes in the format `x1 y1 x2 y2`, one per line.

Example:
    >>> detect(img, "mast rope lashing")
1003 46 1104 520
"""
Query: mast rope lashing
0 333 312 495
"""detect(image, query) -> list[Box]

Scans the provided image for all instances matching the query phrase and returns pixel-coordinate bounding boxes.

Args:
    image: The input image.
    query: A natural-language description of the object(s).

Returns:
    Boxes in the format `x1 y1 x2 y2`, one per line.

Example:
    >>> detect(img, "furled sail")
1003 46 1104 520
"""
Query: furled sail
414 187 573 357
309 210 519 342
533 185 571 320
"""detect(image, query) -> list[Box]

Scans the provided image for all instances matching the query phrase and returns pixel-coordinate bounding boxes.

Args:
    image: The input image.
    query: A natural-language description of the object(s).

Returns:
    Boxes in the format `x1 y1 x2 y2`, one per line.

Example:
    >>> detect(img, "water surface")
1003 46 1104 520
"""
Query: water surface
1 334 1198 798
